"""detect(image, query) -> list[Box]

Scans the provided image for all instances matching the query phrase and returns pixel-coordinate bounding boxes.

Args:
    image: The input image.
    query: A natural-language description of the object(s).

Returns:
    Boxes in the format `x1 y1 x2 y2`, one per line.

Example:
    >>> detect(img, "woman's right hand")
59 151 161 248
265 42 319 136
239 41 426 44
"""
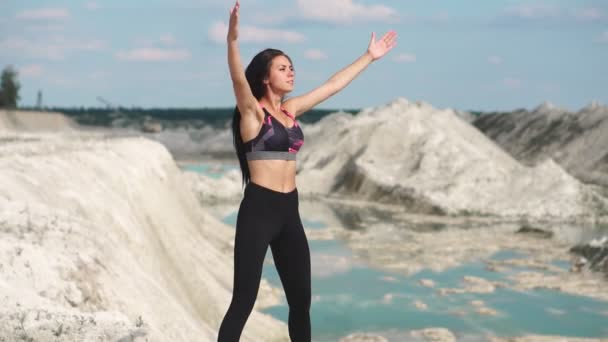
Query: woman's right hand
227 0 240 42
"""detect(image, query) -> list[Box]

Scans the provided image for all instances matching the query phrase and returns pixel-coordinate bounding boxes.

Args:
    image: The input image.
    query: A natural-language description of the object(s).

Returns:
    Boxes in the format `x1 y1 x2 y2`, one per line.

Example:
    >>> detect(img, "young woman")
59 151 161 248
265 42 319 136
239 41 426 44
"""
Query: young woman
217 1 397 341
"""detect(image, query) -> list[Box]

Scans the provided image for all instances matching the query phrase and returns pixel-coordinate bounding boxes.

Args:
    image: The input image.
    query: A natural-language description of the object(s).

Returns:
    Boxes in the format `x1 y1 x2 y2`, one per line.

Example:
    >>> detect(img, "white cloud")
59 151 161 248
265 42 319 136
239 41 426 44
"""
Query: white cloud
85 1 101 10
19 64 45 78
159 34 176 46
24 24 65 33
393 53 416 63
488 56 503 65
16 8 70 20
304 49 327 60
573 8 604 21
597 31 608 43
250 11 292 25
134 34 177 47
297 0 398 24
501 4 607 24
504 4 560 19
503 77 522 88
209 21 306 44
115 48 192 62
0 37 105 60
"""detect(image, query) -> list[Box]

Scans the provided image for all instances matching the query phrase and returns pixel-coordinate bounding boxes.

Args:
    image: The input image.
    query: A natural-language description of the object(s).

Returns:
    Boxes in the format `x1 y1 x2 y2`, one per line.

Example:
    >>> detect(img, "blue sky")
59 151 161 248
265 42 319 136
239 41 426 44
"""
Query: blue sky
1 0 607 111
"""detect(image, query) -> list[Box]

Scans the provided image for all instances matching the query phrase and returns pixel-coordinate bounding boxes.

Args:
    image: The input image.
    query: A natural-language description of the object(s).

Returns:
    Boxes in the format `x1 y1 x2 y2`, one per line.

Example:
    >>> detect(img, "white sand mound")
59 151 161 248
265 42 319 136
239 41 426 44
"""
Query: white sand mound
296 98 606 219
0 132 287 341
183 168 244 204
474 101 608 188
0 110 77 131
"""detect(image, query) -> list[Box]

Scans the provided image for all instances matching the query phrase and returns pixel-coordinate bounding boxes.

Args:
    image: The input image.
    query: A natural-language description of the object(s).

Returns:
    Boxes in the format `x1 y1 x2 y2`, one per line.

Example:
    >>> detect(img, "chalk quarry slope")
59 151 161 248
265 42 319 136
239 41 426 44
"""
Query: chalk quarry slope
295 98 606 219
473 101 608 188
0 109 77 131
0 129 287 341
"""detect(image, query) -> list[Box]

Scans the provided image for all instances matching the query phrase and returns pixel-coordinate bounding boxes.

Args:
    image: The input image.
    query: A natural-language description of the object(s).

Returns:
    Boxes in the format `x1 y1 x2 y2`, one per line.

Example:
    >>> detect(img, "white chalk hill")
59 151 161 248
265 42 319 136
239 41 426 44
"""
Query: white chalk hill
0 131 287 341
296 98 605 219
474 101 608 188
0 110 77 131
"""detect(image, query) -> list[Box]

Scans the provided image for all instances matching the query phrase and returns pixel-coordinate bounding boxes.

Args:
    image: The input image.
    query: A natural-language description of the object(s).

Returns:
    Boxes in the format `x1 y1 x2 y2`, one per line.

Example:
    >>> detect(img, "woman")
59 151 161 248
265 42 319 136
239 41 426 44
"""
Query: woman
217 1 397 341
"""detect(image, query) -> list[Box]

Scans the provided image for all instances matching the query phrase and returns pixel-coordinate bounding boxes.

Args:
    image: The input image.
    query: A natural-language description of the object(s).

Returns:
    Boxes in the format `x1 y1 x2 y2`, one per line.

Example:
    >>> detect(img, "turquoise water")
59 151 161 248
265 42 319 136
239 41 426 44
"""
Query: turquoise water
181 163 238 179
222 211 238 226
221 203 608 340
261 249 608 340
185 163 608 341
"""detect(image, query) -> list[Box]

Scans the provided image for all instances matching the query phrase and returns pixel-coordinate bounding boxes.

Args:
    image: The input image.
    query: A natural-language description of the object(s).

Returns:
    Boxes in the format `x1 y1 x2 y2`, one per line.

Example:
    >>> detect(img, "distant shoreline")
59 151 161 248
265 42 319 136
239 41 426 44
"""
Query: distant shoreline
15 106 360 127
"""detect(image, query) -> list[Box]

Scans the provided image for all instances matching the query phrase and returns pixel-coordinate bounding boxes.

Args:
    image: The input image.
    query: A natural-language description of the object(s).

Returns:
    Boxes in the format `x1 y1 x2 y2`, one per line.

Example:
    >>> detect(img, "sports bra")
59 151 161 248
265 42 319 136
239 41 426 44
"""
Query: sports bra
244 106 304 161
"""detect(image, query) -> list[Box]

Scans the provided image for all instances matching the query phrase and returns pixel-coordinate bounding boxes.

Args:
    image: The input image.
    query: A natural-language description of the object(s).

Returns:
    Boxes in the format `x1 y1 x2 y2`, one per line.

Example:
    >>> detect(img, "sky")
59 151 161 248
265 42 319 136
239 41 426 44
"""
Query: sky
1 0 607 112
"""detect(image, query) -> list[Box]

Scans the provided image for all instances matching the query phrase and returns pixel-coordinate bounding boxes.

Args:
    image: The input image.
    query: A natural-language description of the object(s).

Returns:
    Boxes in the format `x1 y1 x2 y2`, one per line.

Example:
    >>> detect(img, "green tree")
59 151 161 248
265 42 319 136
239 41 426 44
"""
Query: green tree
0 66 21 108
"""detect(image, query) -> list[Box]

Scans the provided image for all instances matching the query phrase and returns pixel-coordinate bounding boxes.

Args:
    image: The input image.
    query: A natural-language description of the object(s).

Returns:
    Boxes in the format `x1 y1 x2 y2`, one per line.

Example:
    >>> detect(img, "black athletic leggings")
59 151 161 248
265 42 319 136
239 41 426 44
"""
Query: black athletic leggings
217 181 311 342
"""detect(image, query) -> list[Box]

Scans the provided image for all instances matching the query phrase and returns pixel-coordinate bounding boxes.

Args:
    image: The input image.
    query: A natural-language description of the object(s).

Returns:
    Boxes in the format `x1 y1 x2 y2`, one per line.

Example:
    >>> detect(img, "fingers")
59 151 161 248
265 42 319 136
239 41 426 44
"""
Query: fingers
371 30 397 48
230 0 240 16
380 31 397 50
380 30 397 43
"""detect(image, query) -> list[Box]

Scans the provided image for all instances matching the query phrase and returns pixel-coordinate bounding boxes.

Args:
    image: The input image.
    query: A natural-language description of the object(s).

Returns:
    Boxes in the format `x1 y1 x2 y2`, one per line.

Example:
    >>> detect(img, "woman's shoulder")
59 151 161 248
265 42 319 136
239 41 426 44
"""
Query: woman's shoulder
280 101 298 117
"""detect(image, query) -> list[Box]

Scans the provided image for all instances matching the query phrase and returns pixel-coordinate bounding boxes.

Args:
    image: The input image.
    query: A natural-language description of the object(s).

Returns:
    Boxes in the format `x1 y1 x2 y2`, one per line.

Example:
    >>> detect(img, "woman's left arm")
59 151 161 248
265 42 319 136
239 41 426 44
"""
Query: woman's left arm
284 30 397 116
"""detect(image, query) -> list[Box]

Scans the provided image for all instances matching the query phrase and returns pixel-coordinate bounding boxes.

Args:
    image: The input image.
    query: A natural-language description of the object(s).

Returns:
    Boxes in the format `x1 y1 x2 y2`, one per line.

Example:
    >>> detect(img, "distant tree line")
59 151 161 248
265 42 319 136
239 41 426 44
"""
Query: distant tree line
20 106 356 127
0 65 21 108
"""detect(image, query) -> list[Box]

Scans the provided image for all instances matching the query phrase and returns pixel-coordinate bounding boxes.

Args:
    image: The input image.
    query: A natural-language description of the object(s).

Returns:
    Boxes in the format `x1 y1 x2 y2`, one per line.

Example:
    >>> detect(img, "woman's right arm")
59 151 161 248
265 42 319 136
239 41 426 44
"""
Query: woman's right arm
227 1 258 117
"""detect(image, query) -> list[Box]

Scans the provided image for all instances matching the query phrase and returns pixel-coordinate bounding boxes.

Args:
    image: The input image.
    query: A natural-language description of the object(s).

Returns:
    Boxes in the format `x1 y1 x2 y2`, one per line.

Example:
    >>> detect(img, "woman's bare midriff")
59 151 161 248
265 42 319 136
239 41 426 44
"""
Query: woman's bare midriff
248 159 297 193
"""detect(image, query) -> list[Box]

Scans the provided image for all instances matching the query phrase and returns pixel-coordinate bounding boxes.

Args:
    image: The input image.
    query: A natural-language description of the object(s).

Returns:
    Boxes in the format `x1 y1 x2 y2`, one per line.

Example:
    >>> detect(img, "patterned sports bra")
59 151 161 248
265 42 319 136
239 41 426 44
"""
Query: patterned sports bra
244 106 304 161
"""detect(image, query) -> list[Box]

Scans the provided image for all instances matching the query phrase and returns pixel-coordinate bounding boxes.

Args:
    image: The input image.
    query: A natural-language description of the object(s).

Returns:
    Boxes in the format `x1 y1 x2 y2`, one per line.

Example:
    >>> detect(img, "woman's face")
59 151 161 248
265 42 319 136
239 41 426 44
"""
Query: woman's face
266 55 294 94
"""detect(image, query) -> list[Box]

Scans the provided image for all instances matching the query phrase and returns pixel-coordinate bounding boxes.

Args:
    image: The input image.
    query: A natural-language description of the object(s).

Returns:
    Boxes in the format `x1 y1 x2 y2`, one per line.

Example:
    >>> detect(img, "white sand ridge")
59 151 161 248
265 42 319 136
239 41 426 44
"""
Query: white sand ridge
295 97 607 219
474 100 608 188
0 129 288 341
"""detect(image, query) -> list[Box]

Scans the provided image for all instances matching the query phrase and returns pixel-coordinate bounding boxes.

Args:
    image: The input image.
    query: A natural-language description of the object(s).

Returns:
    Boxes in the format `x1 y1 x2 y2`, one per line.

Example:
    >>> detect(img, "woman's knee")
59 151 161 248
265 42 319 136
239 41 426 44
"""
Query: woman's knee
287 286 311 312
230 287 259 312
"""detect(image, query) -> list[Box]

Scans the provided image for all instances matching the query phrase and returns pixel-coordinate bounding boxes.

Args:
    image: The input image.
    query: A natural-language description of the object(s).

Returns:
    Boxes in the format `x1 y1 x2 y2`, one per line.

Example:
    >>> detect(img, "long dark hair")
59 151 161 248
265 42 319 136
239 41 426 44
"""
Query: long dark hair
232 48 292 187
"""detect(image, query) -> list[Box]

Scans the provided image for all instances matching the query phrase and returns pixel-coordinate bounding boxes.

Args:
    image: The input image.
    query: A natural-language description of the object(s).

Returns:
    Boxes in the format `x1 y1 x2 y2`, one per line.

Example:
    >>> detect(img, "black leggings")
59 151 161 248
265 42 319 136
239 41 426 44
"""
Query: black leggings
217 182 311 342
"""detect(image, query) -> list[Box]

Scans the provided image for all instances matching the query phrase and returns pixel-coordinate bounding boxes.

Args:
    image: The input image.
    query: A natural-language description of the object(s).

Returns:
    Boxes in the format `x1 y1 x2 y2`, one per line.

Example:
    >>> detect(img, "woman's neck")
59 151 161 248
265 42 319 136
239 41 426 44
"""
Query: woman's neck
260 93 283 114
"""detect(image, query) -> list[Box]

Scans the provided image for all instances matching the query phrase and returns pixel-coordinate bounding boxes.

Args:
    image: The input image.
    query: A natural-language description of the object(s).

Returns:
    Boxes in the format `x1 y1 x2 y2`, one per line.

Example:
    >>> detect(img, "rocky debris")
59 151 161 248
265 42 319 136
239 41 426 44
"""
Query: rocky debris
570 236 608 274
438 276 506 295
339 332 389 342
489 335 608 342
0 306 149 342
142 117 162 133
516 224 554 239
410 328 457 342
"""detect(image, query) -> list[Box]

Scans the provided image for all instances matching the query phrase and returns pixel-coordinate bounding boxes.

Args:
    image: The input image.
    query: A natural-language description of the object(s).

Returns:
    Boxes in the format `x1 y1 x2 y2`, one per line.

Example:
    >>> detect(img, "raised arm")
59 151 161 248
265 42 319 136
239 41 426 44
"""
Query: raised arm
284 31 397 116
227 1 258 117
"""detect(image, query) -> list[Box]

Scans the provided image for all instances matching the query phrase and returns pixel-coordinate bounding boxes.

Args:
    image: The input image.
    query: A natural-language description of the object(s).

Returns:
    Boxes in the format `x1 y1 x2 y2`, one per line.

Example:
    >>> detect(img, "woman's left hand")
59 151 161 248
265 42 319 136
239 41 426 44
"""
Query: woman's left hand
367 30 397 61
